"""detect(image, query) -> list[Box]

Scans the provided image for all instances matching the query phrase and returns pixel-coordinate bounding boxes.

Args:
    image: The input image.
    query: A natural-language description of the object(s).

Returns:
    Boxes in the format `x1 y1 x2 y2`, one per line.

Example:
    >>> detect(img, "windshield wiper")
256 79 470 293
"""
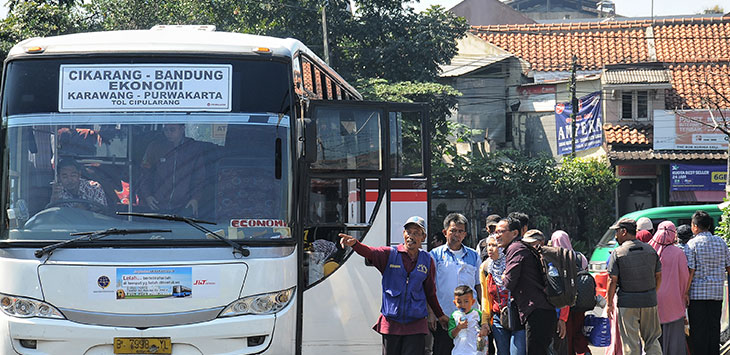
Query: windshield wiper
35 228 172 258
116 212 250 257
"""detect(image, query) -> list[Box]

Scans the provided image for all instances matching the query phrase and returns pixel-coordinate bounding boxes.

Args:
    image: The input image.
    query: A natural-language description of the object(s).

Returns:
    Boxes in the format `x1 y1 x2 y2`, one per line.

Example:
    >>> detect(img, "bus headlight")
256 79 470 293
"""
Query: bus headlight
219 287 295 317
0 294 64 319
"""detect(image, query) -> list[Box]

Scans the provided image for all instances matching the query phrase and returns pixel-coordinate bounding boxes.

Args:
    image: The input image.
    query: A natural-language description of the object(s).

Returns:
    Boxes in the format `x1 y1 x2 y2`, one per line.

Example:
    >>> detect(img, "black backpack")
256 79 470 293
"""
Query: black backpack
574 269 597 312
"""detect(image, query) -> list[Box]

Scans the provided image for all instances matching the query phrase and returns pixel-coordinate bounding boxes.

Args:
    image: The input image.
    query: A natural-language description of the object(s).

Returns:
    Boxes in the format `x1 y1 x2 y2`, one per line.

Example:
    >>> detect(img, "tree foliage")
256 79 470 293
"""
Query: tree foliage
336 5 468 82
2 0 467 85
0 0 87 57
551 157 618 252
715 198 730 246
432 149 618 254
85 0 218 31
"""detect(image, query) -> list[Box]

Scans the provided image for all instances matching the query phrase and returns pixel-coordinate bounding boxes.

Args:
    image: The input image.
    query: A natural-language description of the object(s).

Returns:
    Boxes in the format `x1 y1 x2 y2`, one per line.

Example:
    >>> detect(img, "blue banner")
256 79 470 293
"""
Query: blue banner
670 164 727 191
555 91 603 155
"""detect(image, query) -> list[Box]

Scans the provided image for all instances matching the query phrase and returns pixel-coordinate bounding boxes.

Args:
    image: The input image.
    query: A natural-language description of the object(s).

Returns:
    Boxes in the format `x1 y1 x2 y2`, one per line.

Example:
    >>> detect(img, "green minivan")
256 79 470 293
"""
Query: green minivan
588 203 723 273
588 203 727 344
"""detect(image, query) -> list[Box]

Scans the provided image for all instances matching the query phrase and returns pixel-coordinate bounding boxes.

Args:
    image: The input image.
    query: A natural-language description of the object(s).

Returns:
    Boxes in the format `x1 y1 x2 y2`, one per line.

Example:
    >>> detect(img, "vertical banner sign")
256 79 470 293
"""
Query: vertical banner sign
59 64 232 112
670 164 727 191
555 91 602 155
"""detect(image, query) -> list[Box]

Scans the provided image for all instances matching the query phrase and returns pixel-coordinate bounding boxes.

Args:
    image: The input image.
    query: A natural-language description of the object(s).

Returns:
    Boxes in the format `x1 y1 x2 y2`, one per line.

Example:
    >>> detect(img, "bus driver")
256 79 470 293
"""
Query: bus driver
50 158 108 210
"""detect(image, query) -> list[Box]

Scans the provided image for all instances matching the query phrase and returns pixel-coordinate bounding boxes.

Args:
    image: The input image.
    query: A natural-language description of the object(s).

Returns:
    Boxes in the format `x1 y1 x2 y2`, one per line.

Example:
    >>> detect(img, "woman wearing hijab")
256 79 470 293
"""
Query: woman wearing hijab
649 221 689 355
480 234 526 355
550 231 591 355
636 230 653 243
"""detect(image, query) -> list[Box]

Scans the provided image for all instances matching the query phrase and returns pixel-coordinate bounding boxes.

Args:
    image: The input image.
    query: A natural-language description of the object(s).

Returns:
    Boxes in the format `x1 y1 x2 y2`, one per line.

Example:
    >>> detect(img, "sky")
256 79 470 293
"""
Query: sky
0 0 725 19
408 0 728 17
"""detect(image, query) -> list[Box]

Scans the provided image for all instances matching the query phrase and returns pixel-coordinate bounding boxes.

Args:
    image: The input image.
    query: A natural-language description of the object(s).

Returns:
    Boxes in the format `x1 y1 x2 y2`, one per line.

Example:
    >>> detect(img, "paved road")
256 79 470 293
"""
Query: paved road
589 345 606 354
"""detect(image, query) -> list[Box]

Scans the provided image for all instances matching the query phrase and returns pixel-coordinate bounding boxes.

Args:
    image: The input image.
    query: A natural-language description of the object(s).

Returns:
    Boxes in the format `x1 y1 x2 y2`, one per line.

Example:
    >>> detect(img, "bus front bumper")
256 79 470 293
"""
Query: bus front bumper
0 302 296 355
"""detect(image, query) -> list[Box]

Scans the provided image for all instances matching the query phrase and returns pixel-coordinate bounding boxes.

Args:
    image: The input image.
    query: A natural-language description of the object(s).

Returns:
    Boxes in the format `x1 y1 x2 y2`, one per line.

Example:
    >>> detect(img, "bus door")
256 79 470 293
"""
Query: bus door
297 101 428 354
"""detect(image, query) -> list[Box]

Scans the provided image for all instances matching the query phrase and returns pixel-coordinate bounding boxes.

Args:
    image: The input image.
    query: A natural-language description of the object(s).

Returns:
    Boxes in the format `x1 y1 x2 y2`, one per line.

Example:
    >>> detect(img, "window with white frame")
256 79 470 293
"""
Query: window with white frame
620 90 650 121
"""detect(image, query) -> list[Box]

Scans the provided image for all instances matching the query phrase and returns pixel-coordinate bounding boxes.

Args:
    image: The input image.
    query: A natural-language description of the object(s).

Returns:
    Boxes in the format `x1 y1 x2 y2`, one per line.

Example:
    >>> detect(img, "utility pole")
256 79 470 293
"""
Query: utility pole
321 0 330 65
570 55 578 157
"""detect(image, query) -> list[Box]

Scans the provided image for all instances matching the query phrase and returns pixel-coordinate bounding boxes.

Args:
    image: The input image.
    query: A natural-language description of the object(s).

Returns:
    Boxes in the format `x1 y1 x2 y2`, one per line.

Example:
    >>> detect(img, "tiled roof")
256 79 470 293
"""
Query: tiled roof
603 123 652 145
666 63 730 109
603 69 670 85
471 17 730 72
607 148 728 161
654 21 730 63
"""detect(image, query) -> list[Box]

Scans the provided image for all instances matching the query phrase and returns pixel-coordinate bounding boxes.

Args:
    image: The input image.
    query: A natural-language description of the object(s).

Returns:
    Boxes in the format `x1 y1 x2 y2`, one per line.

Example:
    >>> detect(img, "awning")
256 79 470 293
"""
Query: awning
670 190 726 202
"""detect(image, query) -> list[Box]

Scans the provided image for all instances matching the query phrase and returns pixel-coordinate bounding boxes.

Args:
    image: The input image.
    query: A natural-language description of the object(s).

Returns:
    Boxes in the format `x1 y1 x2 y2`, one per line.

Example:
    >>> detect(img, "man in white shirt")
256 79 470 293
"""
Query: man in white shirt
429 213 481 355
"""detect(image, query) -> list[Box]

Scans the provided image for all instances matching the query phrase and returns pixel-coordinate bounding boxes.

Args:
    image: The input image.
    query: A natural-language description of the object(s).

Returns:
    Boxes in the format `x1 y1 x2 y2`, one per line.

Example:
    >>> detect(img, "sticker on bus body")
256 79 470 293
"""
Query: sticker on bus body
88 267 220 299
115 267 193 299
228 219 291 239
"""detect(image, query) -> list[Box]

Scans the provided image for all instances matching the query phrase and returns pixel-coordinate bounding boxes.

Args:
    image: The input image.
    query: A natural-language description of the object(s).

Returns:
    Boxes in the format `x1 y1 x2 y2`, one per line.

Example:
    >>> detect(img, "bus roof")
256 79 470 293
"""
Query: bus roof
7 27 361 99
9 29 309 58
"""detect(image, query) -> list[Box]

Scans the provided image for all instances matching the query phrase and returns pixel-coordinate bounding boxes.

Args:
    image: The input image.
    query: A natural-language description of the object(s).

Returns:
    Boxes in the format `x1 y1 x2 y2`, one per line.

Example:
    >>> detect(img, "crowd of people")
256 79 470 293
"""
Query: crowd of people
604 210 730 355
340 208 730 355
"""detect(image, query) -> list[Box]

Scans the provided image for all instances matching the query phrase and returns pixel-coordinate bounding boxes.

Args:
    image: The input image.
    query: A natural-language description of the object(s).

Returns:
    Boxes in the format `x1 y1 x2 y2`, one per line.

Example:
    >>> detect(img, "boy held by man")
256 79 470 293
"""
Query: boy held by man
448 285 489 355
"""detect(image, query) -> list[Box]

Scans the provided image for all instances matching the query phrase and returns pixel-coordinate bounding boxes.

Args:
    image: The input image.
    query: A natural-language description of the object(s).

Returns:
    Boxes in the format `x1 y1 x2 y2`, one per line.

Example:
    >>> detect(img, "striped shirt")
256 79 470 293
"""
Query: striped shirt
687 231 730 300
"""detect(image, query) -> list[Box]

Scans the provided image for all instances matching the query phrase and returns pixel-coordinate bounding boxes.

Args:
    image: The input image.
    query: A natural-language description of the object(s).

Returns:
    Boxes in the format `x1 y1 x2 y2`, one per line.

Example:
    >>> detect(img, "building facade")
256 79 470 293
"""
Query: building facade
464 14 730 215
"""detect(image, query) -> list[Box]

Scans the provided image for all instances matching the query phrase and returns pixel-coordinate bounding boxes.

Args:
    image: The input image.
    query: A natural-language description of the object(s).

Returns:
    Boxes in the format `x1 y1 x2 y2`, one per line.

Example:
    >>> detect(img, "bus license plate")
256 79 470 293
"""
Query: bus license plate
113 337 172 354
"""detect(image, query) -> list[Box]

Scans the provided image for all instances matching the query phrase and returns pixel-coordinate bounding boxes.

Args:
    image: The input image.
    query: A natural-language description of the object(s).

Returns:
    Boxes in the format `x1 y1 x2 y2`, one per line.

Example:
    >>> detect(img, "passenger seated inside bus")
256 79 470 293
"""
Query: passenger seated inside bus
138 124 206 217
49 158 108 212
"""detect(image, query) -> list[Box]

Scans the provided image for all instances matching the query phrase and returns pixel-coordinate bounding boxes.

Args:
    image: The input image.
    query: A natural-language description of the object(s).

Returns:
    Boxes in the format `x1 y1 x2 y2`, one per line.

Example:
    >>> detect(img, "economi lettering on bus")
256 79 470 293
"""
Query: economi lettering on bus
230 219 288 228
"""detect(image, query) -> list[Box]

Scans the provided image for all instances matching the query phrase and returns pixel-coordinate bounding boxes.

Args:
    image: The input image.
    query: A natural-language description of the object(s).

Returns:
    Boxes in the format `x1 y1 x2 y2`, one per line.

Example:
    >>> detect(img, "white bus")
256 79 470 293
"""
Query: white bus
0 26 429 354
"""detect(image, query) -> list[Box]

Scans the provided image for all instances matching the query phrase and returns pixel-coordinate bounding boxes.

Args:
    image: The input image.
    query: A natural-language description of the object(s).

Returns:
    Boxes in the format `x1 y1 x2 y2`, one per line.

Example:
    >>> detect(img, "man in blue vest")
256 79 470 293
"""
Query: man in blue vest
340 216 448 355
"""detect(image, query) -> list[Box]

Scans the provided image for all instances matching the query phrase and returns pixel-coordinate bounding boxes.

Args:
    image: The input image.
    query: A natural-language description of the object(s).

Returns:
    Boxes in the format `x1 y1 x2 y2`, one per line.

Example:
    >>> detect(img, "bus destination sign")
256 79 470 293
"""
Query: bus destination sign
59 64 232 112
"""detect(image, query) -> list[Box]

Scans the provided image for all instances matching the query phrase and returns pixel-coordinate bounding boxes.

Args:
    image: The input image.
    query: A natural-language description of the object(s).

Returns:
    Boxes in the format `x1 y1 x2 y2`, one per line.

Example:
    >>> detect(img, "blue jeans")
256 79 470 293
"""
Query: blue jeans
492 315 526 355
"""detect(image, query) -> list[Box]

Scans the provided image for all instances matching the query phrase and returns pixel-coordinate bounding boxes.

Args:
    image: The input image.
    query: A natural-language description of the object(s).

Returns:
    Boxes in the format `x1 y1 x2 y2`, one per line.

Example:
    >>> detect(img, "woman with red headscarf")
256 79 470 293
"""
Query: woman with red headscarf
649 221 689 355
636 230 653 243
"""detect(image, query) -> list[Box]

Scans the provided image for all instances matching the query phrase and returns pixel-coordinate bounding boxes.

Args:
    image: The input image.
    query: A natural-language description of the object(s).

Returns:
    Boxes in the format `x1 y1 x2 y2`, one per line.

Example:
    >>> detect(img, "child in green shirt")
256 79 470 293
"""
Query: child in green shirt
448 285 489 355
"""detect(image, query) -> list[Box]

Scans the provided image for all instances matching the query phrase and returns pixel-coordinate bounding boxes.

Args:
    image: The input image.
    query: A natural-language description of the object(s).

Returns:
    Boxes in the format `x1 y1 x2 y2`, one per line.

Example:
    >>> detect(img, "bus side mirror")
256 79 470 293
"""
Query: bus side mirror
301 118 317 164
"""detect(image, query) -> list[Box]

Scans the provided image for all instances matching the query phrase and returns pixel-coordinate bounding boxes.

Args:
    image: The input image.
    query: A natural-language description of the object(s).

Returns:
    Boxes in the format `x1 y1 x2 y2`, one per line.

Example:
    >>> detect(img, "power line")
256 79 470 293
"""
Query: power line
472 29 730 41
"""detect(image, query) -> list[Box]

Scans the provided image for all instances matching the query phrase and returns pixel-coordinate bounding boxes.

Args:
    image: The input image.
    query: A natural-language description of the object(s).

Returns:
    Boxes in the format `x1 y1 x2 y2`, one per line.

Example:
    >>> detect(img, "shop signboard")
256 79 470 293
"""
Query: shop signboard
654 110 730 150
617 165 656 178
517 85 556 112
670 163 727 191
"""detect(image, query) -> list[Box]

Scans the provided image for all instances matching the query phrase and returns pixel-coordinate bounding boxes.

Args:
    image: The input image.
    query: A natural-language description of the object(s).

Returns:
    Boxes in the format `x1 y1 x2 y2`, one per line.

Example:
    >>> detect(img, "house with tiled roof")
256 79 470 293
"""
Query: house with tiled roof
438 33 529 152
449 0 535 26
469 14 730 215
454 0 615 22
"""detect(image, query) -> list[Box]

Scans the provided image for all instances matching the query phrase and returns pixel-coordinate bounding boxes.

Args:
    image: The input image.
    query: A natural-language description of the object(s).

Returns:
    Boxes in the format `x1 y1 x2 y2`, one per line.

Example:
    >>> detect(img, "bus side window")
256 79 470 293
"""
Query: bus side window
312 108 382 171
308 179 344 224
304 177 372 287
389 111 424 177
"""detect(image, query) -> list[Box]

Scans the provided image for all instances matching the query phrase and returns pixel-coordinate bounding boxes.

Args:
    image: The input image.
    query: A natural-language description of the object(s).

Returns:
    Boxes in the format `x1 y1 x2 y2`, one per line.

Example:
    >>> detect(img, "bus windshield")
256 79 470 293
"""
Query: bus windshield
2 58 293 242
